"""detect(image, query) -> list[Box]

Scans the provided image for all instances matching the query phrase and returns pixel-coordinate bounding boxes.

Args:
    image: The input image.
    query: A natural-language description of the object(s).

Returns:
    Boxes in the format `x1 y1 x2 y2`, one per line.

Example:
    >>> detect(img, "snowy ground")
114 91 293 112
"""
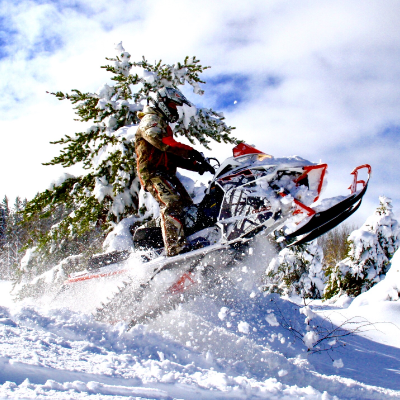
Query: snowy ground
1 247 400 399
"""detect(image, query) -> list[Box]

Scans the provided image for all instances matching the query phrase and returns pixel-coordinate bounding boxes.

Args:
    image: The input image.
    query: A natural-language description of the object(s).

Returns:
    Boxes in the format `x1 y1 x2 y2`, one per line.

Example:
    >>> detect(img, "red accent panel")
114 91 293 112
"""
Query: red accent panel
233 143 264 157
294 164 328 202
293 199 316 217
279 192 316 217
162 136 193 151
154 152 167 168
168 272 195 294
66 269 126 284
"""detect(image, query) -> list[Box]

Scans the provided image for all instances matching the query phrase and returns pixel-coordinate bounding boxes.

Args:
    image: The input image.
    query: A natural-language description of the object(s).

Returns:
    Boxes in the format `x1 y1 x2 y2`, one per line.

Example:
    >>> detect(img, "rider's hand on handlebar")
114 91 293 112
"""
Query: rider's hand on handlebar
203 162 215 175
188 149 204 163
188 150 215 175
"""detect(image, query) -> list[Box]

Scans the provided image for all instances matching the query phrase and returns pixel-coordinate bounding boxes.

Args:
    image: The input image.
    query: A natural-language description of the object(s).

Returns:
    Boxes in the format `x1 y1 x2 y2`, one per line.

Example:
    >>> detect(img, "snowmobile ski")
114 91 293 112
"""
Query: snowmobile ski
285 164 371 246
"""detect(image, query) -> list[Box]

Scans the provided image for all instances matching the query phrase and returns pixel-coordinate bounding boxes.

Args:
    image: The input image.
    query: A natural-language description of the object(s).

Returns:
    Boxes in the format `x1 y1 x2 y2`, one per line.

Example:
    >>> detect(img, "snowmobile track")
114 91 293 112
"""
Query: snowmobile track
94 241 249 328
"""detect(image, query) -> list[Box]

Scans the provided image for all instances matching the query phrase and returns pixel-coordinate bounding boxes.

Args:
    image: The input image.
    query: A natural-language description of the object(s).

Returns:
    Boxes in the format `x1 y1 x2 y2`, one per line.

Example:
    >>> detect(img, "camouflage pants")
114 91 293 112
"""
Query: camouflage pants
145 174 193 257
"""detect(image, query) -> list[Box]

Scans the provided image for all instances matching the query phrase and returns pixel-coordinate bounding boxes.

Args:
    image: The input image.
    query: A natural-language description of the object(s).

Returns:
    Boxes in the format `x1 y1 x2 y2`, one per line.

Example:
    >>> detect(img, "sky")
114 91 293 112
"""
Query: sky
1 0 399 224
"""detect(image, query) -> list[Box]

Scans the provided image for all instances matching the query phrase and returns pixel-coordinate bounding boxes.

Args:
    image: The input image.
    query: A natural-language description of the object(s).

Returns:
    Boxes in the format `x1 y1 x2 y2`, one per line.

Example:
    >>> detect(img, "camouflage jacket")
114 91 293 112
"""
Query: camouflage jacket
135 106 196 184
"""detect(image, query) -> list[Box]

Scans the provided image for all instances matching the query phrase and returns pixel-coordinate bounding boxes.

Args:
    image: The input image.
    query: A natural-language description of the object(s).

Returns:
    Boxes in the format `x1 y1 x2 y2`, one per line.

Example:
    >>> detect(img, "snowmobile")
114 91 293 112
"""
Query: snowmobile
58 143 371 328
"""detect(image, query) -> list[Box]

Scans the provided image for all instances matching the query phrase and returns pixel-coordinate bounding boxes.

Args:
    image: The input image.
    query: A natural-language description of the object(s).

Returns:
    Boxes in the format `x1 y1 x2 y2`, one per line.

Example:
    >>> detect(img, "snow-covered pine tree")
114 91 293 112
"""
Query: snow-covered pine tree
21 43 237 269
0 197 8 278
324 196 400 299
0 196 30 279
0 196 7 248
264 240 325 299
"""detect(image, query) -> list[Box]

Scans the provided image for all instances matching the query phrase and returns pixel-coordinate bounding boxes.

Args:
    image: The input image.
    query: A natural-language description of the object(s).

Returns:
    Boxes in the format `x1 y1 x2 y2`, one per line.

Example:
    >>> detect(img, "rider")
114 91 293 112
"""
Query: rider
135 87 214 257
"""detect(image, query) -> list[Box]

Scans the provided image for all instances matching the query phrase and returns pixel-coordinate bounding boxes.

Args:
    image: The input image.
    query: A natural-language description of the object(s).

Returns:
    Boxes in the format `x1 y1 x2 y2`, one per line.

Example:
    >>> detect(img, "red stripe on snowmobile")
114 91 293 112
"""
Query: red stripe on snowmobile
167 272 195 294
233 143 264 157
349 164 371 194
294 164 328 202
293 199 316 217
66 269 127 284
279 192 316 217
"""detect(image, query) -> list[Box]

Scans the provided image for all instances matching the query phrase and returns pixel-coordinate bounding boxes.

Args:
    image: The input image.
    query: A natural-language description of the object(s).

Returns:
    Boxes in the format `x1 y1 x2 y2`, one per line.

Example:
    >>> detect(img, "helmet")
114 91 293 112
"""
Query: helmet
155 87 191 123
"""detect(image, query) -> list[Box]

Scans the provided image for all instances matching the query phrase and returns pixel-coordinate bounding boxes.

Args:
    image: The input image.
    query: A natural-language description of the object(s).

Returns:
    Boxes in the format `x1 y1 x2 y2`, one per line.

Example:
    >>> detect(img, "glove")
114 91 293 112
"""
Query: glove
203 161 215 175
188 149 204 163
188 150 215 175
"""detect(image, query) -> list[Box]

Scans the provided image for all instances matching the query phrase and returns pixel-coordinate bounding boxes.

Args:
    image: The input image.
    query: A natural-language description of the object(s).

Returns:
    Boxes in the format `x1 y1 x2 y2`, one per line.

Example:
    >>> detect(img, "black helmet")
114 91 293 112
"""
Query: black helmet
155 87 191 123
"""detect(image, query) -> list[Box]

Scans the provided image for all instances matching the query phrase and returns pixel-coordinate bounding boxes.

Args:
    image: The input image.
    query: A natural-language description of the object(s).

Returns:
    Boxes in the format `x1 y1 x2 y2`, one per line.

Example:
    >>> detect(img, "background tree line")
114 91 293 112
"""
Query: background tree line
0 196 27 279
0 195 103 280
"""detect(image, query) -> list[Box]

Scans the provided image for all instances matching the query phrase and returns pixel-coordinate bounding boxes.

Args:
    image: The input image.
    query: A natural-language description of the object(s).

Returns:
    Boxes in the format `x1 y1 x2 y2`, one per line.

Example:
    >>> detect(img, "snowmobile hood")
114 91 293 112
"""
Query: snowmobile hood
213 154 317 182
137 106 162 120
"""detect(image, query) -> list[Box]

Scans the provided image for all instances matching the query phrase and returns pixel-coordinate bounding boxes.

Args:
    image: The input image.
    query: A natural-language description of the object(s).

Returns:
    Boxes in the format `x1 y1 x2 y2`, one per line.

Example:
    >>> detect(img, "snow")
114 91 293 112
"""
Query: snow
47 172 75 191
316 248 400 348
102 216 136 252
178 103 197 129
218 307 229 321
141 70 156 84
3 246 400 399
237 320 250 334
0 281 13 308
266 312 280 327
0 293 399 399
114 42 125 53
351 248 400 306
333 359 344 369
20 247 37 272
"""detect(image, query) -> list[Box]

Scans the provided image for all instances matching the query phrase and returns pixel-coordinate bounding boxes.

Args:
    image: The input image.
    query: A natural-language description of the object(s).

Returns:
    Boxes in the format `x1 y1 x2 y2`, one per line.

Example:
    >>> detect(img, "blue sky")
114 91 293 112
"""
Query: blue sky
1 0 400 223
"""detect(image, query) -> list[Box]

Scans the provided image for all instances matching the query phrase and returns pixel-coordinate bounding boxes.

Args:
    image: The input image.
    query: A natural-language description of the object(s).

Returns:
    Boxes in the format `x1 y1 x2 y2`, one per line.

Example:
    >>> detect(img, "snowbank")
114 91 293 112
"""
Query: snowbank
314 249 400 356
351 248 400 307
2 236 400 399
1 291 400 399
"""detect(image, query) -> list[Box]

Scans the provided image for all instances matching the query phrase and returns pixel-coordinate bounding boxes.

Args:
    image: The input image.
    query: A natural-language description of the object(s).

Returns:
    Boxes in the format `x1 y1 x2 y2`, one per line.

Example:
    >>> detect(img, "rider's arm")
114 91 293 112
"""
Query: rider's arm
140 114 193 158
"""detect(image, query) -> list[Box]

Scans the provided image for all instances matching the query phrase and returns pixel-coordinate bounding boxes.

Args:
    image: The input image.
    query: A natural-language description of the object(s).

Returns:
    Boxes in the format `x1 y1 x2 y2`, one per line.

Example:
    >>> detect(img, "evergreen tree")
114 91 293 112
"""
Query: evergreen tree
324 196 400 299
264 240 325 299
0 196 7 248
0 196 30 279
0 196 10 278
17 201 104 282
22 43 237 264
